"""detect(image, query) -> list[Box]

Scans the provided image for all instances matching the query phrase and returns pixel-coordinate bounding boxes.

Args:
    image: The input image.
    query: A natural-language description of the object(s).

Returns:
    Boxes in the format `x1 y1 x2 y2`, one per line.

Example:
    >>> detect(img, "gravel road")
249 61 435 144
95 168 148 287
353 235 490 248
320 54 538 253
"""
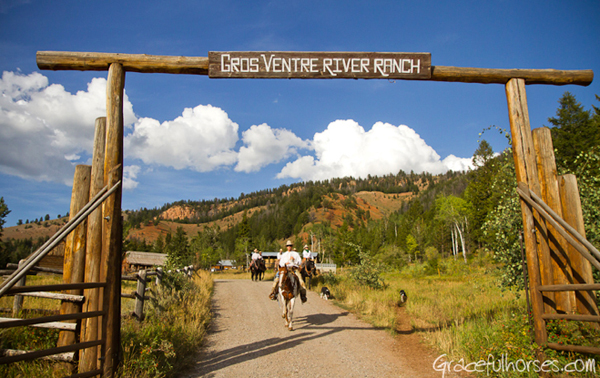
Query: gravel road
182 279 455 378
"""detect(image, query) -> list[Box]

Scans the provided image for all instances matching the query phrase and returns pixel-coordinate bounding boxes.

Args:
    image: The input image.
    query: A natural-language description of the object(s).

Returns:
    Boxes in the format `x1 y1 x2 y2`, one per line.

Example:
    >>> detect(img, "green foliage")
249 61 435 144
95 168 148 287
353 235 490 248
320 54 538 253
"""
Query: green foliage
0 197 10 253
165 227 192 268
547 92 600 171
350 250 385 290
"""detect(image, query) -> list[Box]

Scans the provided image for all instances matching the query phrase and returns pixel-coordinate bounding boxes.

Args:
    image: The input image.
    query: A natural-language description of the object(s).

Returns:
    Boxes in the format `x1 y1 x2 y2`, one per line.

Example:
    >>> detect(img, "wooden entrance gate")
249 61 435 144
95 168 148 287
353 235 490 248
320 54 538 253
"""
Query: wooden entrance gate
1 50 597 377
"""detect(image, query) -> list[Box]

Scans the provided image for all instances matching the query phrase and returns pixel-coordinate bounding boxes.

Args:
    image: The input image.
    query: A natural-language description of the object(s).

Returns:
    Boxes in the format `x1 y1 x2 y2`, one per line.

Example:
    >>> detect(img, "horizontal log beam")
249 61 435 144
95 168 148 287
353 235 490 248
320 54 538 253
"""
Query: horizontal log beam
542 313 600 323
538 283 600 292
546 342 600 355
20 291 85 302
0 310 104 329
0 317 76 330
430 66 593 86
1 348 74 362
36 51 593 86
0 340 102 364
3 282 105 295
37 51 209 75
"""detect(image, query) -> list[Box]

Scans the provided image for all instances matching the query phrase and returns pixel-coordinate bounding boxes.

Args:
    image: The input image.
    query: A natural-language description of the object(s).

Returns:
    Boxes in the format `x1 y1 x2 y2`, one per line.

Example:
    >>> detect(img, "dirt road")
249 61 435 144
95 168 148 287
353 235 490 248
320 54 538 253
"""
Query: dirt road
183 279 454 378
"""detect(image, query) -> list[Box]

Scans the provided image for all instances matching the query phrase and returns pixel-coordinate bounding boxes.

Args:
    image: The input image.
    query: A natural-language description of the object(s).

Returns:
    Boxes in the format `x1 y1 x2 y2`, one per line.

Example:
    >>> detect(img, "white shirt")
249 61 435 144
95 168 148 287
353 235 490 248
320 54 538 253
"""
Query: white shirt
302 249 312 259
279 251 301 268
251 252 261 260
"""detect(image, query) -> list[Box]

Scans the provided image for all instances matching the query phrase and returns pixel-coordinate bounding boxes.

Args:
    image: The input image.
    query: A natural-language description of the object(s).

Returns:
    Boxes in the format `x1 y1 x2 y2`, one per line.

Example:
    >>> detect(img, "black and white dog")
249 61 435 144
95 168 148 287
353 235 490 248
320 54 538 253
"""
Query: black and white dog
399 290 408 305
320 286 331 300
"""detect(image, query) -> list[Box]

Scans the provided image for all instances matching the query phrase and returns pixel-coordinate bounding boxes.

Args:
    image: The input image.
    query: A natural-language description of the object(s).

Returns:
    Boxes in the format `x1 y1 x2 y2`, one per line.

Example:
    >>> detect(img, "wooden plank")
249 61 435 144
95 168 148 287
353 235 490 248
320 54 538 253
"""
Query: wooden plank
36 51 594 86
80 116 106 374
0 340 102 364
533 128 574 313
4 282 105 294
102 63 125 378
209 51 431 79
0 317 77 331
6 263 63 275
545 313 600 322
1 349 74 362
505 78 547 344
559 174 600 322
19 291 84 302
0 311 104 329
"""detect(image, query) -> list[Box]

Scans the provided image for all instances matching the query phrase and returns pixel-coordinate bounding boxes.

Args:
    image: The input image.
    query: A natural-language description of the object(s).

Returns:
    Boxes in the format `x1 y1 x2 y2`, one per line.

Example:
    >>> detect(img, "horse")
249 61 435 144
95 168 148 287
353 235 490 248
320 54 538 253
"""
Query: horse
250 259 266 281
278 266 300 331
300 259 316 289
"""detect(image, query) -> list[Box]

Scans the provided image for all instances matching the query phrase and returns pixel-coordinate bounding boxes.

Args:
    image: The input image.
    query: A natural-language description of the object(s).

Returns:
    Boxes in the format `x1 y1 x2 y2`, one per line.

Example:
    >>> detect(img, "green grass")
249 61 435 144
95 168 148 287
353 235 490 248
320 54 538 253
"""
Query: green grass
0 270 214 378
310 257 600 377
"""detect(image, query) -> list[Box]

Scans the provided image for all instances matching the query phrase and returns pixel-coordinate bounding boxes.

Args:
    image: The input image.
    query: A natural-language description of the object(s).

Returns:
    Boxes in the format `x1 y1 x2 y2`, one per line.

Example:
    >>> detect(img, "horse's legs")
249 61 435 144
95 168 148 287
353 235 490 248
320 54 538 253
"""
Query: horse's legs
288 297 295 331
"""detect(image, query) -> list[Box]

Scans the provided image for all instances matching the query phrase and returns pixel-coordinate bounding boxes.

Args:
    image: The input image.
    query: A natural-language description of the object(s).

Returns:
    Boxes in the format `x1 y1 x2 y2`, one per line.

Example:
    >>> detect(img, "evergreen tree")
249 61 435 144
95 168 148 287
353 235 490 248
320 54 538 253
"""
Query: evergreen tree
546 92 599 170
0 197 10 253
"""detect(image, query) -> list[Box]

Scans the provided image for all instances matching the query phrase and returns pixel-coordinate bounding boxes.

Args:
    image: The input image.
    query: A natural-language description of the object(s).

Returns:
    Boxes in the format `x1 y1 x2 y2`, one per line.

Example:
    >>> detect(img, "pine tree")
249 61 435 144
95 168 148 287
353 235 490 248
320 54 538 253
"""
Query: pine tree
546 92 599 170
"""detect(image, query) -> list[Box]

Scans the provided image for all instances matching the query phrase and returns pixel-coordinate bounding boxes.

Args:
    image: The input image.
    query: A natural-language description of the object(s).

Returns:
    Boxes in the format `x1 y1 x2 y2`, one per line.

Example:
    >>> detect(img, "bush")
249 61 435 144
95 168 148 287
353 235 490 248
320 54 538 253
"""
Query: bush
350 252 385 290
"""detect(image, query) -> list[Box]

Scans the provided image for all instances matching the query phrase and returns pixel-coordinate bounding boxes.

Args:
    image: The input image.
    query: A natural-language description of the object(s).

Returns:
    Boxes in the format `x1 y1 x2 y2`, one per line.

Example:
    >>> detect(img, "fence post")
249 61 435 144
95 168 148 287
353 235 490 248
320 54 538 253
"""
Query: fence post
102 62 125 378
506 78 547 345
12 260 26 317
134 270 147 321
58 164 91 352
156 267 163 287
79 117 106 374
532 128 574 313
559 174 600 324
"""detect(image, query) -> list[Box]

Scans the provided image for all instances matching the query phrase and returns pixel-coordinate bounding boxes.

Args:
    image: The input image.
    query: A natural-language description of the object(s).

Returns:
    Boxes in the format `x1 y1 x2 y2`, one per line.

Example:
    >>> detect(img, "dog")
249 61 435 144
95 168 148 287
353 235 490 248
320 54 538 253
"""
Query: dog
399 289 408 305
320 286 331 300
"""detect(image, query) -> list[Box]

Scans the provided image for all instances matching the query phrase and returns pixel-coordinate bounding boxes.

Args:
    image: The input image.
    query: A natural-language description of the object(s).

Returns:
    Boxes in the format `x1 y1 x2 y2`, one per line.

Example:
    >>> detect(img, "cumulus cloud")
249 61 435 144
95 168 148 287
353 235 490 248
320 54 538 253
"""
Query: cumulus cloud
277 119 473 181
0 71 136 184
123 165 141 190
235 123 309 172
124 104 239 171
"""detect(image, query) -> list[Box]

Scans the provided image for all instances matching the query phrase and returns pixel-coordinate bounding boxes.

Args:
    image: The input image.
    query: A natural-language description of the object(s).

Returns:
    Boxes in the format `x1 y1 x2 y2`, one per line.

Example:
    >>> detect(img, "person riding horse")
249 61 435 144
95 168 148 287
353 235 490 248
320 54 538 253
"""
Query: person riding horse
300 244 315 288
250 248 265 281
269 240 307 303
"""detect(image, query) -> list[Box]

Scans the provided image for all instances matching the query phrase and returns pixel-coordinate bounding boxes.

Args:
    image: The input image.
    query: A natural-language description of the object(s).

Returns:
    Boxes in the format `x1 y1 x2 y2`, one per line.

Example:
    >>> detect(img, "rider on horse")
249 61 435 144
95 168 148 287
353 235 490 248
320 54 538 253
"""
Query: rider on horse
268 240 307 303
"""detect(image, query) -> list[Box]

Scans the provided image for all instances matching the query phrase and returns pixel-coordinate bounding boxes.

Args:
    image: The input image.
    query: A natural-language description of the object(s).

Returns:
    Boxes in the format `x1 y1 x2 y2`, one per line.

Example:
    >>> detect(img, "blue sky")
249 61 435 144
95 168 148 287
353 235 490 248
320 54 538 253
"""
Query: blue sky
1 0 599 227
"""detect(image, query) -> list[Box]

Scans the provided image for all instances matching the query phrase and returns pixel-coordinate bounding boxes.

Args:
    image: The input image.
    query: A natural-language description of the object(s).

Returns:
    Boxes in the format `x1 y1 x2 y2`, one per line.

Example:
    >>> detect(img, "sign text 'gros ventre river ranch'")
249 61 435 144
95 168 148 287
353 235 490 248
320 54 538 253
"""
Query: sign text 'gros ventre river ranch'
208 52 431 79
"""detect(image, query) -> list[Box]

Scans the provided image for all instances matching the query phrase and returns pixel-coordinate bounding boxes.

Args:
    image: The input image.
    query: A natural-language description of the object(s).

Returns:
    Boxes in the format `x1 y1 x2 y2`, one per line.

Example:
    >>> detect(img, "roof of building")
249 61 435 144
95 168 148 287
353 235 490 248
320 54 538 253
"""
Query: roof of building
125 251 168 266
259 251 318 258
217 260 235 267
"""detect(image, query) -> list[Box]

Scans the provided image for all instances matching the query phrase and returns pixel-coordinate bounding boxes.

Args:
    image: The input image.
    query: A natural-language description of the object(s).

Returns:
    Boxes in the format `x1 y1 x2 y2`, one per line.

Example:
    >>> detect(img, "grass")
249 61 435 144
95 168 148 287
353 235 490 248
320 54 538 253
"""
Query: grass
310 256 600 377
0 270 214 378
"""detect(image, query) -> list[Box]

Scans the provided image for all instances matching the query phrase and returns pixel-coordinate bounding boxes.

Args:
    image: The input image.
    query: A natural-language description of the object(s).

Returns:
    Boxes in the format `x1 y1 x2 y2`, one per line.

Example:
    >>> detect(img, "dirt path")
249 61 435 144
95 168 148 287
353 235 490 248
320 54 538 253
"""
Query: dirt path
182 279 459 378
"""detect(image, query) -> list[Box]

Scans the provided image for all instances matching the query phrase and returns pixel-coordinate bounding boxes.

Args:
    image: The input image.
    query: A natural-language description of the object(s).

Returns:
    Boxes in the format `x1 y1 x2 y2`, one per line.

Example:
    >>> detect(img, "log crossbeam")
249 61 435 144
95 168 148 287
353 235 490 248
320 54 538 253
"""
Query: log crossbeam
36 51 593 86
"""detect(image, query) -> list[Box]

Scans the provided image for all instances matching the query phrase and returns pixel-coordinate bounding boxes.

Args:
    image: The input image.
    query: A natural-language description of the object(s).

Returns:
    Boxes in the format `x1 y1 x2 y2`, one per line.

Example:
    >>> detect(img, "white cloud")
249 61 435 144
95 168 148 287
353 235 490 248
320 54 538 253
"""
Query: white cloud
235 123 309 173
0 71 136 185
123 165 141 190
277 119 473 181
124 104 239 171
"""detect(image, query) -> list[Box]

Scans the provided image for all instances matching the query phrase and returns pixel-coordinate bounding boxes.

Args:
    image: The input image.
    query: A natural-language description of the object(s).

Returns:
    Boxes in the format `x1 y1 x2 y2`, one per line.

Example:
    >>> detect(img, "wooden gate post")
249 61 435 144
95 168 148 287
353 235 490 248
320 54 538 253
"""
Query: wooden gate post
134 270 147 321
102 63 125 378
532 128 575 313
505 78 547 345
58 164 91 350
80 117 106 373
559 175 600 321
12 260 26 317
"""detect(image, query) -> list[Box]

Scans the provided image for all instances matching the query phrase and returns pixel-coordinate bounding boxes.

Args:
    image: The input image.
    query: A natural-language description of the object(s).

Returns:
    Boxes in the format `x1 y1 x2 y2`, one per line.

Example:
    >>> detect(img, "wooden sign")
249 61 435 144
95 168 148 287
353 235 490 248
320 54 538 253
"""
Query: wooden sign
208 51 431 79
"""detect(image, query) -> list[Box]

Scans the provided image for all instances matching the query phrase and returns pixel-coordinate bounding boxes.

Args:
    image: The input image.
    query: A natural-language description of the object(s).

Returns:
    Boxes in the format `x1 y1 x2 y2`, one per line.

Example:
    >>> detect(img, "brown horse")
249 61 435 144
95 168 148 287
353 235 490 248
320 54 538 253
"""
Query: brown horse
300 259 316 289
250 258 266 281
278 266 300 331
